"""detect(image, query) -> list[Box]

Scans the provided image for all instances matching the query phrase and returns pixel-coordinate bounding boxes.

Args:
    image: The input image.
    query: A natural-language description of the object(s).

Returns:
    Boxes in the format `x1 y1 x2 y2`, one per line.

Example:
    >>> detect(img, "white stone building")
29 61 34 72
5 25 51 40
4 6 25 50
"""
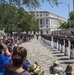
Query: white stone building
29 11 67 34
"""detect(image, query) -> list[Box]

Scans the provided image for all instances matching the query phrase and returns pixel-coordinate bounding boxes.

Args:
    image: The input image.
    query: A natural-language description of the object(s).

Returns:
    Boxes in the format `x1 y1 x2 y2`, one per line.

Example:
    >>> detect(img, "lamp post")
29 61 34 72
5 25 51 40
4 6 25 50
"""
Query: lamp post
67 4 70 31
57 2 70 33
73 0 74 10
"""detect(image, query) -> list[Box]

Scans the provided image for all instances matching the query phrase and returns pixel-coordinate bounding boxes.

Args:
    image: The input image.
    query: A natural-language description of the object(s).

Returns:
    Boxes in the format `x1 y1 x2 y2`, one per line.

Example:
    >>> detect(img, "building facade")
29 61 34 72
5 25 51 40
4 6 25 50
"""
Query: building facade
29 11 67 34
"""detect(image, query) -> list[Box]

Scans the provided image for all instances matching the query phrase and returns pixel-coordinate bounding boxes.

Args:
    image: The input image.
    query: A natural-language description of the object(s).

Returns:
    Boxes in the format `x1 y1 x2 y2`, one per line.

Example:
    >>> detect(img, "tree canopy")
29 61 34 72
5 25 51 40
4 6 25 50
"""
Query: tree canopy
0 4 39 33
70 10 74 20
59 22 68 29
59 10 74 29
0 0 58 9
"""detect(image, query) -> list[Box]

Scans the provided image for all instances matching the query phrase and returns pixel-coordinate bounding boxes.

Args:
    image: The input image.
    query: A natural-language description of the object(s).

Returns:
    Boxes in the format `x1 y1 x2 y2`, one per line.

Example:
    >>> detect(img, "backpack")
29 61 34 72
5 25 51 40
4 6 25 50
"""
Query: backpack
50 66 57 74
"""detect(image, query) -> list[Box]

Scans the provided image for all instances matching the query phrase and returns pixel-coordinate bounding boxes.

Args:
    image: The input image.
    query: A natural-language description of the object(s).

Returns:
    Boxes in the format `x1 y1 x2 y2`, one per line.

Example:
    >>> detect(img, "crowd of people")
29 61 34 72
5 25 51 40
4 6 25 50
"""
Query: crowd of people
50 60 74 75
0 33 74 75
41 33 74 58
41 33 74 75
0 33 46 75
0 33 30 75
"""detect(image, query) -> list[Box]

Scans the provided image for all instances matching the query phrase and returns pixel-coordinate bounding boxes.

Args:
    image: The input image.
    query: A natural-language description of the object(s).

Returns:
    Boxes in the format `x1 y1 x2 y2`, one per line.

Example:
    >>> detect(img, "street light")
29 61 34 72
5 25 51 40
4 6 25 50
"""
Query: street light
56 2 71 33
73 0 74 10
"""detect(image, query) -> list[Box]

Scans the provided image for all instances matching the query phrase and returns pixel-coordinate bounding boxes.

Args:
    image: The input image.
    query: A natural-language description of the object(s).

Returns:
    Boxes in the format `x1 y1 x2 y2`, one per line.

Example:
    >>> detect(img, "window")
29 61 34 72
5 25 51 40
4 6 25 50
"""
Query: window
37 15 38 16
36 19 39 23
46 14 48 16
46 31 48 33
40 14 42 16
40 26 42 28
46 19 48 24
40 19 42 24
46 26 48 28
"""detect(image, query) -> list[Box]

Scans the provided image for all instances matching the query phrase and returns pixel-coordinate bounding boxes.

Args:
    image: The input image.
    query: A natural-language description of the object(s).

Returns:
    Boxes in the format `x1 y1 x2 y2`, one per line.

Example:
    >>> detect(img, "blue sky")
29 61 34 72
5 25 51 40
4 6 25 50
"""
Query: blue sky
24 0 73 19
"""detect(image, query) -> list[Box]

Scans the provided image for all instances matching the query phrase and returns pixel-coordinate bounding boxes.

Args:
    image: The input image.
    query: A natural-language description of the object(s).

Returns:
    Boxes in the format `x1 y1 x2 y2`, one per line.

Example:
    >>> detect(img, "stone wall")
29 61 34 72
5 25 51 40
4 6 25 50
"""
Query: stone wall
53 28 74 35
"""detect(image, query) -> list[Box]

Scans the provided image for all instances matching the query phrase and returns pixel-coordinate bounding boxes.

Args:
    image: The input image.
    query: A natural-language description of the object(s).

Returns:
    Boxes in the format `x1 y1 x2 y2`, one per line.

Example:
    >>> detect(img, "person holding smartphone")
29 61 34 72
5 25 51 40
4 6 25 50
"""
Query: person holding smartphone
0 39 11 75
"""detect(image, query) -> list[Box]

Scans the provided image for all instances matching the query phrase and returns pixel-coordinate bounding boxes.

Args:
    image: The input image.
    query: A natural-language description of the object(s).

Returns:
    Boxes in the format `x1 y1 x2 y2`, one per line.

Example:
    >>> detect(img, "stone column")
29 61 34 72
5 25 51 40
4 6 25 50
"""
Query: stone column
39 19 40 29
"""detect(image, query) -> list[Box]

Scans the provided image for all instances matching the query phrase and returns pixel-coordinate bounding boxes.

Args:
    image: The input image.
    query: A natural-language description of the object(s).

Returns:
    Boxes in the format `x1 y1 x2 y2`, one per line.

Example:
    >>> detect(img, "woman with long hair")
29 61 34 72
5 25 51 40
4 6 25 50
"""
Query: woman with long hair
65 64 74 75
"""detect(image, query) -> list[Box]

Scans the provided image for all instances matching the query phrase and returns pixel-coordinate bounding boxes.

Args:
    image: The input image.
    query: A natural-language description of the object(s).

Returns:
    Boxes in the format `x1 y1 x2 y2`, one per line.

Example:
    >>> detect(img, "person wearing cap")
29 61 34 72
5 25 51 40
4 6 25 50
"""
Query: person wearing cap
49 60 66 75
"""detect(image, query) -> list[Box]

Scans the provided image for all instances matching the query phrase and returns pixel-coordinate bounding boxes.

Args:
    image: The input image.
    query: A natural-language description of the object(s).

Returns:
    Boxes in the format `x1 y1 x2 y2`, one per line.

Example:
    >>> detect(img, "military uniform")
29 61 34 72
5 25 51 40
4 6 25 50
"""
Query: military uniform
58 36 61 51
53 35 58 48
70 36 74 59
55 35 58 49
60 35 65 53
64 37 69 56
51 35 54 47
53 35 56 48
48 35 52 46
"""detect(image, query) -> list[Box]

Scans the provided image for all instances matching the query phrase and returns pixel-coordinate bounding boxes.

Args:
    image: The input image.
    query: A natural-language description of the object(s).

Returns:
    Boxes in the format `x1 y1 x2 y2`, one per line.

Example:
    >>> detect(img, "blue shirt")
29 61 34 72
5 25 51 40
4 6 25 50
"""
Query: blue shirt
0 54 11 75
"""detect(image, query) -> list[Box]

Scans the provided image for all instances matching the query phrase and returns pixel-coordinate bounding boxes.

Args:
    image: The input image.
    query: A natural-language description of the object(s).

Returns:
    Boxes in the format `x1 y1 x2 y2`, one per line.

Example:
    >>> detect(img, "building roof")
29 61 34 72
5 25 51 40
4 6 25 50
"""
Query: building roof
29 11 49 13
28 11 67 20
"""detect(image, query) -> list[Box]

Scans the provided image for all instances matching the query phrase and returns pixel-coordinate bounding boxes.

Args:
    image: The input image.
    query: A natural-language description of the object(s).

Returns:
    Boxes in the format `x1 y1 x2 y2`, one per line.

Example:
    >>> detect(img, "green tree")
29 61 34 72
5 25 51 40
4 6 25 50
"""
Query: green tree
17 7 39 32
0 4 39 32
59 10 74 29
69 10 74 28
0 0 58 9
0 4 18 31
59 22 68 29
70 10 74 20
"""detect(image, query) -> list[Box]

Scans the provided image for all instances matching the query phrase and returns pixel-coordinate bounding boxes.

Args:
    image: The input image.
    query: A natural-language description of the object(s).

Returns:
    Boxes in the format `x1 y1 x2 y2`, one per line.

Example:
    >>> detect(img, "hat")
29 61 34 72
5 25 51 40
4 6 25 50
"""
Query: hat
29 62 42 74
53 60 58 65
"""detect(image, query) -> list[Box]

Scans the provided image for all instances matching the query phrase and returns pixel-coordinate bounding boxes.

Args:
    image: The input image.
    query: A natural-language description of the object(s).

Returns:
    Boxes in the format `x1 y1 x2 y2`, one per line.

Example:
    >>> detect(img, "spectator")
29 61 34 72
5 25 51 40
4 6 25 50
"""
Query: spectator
36 35 39 40
29 62 45 75
0 41 11 75
50 60 65 75
4 46 30 75
65 64 74 75
23 60 30 71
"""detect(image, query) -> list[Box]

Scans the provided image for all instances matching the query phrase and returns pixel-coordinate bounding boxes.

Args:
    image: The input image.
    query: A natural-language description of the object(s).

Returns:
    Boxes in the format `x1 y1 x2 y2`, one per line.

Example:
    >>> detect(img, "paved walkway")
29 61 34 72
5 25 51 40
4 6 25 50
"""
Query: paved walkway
20 36 74 75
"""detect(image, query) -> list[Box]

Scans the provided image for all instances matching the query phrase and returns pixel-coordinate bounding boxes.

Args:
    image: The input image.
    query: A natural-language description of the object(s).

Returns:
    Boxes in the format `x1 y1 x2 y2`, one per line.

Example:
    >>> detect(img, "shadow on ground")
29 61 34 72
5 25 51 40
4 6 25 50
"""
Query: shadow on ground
58 58 70 60
52 52 61 54
52 50 59 51
60 61 74 64
54 54 65 57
